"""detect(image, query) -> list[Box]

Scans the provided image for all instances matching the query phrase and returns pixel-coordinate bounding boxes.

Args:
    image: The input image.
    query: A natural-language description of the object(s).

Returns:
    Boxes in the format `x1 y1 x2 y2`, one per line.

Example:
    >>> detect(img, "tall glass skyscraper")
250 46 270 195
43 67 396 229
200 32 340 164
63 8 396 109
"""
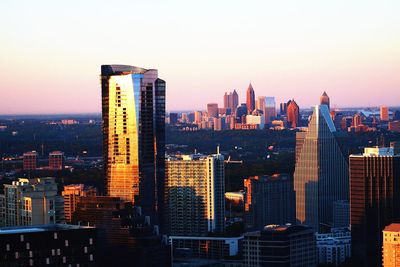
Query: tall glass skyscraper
294 105 349 232
101 65 165 224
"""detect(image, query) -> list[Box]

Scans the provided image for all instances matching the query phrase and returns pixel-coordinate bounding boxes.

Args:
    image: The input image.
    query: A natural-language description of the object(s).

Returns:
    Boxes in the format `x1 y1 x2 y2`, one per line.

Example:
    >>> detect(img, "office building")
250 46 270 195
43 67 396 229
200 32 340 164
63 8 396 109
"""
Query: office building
3 177 64 227
316 228 351 266
353 113 363 127
224 90 239 112
383 223 400 267
0 224 96 267
194 111 202 123
286 99 300 128
381 106 389 121
280 102 288 116
170 236 243 261
246 83 255 114
165 154 225 236
73 196 170 267
350 146 400 267
244 174 295 230
243 224 317 267
207 103 219 118
245 115 265 129
101 65 165 225
264 97 276 124
213 117 223 131
294 105 349 232
235 103 247 123
62 184 97 223
23 151 38 170
320 91 330 110
0 194 5 227
332 200 350 228
256 96 266 112
48 151 64 170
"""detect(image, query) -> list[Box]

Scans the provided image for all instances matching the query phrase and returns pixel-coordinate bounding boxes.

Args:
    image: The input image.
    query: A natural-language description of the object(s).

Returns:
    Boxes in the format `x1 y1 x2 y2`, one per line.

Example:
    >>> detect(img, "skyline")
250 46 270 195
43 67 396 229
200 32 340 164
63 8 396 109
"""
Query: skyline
1 0 400 114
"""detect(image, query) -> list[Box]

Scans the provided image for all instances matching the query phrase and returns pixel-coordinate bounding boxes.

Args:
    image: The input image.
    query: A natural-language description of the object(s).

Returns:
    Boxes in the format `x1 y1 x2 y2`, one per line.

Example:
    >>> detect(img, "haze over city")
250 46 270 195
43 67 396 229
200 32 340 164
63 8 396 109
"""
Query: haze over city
1 0 400 114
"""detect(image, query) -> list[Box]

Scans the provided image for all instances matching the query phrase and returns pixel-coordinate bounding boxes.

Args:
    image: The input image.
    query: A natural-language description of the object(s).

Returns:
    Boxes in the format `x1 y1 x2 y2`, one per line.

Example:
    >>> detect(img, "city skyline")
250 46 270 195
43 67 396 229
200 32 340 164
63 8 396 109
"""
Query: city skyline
1 0 400 114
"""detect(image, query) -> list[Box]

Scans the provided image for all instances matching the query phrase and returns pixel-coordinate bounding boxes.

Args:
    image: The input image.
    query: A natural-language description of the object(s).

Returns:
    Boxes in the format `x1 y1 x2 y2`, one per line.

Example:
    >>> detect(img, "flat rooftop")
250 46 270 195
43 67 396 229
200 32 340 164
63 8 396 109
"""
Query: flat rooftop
0 224 94 235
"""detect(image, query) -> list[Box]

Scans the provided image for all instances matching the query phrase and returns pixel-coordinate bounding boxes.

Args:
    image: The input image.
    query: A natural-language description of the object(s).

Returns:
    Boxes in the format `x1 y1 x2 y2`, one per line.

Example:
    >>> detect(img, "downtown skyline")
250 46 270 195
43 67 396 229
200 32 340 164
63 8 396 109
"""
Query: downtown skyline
1 0 400 114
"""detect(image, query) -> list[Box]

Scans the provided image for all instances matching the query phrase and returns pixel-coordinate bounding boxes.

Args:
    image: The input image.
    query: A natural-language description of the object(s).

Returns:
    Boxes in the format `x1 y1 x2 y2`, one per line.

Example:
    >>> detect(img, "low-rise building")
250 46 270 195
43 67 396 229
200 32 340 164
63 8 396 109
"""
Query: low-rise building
316 228 351 266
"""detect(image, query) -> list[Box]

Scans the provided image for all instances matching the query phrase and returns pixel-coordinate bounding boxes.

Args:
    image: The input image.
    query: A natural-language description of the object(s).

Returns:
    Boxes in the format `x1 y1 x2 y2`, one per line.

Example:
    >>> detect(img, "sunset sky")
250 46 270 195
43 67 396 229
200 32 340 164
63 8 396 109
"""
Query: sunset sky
1 0 399 114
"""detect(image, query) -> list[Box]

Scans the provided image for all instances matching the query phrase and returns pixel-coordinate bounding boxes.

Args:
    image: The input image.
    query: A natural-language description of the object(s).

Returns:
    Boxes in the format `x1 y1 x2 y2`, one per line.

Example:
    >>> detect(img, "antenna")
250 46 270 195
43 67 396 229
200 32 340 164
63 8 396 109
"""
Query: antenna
217 145 220 155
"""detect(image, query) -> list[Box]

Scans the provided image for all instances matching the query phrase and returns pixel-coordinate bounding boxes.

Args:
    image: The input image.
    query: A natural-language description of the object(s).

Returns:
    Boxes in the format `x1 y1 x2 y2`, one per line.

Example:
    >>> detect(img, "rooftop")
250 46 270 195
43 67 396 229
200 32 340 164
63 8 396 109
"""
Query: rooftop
384 223 400 232
0 224 94 235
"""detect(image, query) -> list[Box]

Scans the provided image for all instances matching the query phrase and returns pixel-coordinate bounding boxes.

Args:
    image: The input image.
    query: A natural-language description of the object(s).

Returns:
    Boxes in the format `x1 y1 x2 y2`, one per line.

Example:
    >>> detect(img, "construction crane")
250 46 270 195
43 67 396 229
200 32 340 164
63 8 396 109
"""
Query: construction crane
224 156 243 164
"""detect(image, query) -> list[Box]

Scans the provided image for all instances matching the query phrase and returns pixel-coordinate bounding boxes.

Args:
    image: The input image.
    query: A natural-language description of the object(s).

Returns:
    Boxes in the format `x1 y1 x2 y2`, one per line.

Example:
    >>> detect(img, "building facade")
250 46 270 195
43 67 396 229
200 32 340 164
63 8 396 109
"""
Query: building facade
101 64 165 226
244 174 295 230
246 83 255 114
243 224 317 267
383 224 400 267
3 177 64 227
286 100 300 128
350 146 400 267
48 151 64 170
316 228 351 266
0 224 96 267
23 151 38 171
207 103 219 118
294 105 349 232
320 91 330 110
62 184 97 223
165 154 225 236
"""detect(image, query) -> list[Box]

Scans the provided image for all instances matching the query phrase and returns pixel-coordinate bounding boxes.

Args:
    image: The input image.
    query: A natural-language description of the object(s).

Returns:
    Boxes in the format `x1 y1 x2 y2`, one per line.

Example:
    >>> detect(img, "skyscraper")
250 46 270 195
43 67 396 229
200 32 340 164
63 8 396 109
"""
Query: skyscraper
232 89 239 112
294 105 349 232
286 99 300 128
320 91 330 110
256 96 266 112
49 151 64 170
23 151 38 170
280 102 288 116
264 97 276 124
244 174 296 230
165 154 225 236
101 65 165 225
381 106 389 121
207 103 219 118
350 146 400 267
246 83 255 114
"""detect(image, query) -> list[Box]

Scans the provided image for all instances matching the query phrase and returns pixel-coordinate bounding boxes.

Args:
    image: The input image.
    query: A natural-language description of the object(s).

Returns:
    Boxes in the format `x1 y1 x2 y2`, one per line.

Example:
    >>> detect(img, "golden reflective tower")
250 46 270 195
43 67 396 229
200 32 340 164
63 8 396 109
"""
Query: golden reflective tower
101 65 165 223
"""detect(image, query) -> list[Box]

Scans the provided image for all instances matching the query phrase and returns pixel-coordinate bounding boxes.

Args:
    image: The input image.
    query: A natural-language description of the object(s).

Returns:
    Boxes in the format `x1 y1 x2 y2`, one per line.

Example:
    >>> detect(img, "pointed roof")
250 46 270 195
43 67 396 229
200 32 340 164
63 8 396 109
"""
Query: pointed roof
247 83 254 92
322 91 329 97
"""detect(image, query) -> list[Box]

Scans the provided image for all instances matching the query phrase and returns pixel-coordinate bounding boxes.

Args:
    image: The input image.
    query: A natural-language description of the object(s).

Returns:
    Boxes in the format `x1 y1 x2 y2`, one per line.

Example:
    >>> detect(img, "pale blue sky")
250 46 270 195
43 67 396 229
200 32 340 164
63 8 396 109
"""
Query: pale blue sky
0 0 399 114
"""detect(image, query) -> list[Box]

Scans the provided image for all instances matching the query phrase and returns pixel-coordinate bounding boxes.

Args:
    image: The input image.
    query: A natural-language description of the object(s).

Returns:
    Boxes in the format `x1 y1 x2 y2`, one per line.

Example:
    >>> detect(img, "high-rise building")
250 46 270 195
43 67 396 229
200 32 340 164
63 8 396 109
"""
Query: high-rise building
207 103 219 118
320 91 330 110
286 99 300 128
246 83 255 114
383 223 400 267
350 146 400 267
264 97 276 124
0 194 5 227
232 89 239 112
23 151 38 170
294 105 349 232
62 184 97 223
394 110 400 121
381 106 389 121
165 154 225 236
3 177 64 226
169 112 178 125
236 103 248 123
194 111 202 123
353 113 362 127
244 174 295 230
332 200 350 228
280 102 288 116
243 224 317 267
101 65 165 225
49 151 64 170
0 224 97 267
73 196 171 267
213 117 222 131
256 96 266 112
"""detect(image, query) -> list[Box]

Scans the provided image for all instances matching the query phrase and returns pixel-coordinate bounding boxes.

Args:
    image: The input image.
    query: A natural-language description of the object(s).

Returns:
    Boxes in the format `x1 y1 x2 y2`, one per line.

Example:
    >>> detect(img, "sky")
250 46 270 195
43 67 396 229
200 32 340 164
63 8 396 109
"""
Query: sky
0 0 399 114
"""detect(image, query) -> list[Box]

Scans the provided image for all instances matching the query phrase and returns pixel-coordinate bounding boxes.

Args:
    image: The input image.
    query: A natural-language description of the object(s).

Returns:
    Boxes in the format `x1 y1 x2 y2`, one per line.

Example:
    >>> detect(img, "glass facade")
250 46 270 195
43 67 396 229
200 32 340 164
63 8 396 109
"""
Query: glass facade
294 105 349 232
101 65 165 225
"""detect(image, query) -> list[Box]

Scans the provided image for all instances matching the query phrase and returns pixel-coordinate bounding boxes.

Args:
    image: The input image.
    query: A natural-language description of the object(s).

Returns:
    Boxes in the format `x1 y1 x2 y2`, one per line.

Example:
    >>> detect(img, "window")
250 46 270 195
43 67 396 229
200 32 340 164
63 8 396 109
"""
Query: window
54 233 58 239
46 258 50 265
89 238 93 245
20 235 24 242
65 240 69 247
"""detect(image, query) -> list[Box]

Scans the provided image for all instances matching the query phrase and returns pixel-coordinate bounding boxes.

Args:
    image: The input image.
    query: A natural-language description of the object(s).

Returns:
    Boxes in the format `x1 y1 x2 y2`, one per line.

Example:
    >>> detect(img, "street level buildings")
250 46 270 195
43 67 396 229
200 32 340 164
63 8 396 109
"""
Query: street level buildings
62 184 97 223
383 223 400 267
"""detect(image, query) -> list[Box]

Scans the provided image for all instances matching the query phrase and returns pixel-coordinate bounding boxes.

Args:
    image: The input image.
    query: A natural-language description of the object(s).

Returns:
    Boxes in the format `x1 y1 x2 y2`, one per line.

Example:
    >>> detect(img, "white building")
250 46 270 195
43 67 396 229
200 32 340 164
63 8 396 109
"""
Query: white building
245 115 265 129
